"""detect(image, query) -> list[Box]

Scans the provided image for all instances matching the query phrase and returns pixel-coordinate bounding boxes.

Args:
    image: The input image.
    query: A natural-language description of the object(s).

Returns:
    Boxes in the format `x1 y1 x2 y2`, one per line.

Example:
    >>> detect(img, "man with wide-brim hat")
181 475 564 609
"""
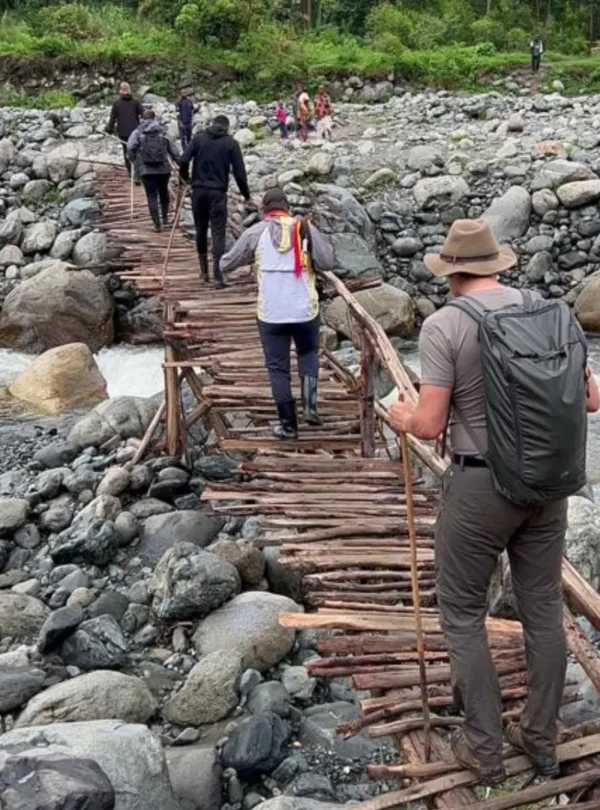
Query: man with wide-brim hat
389 218 598 785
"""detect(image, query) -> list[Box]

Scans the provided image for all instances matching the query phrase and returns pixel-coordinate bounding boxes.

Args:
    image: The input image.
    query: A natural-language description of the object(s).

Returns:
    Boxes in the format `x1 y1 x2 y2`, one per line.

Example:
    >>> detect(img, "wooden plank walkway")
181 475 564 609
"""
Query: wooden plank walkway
96 164 600 808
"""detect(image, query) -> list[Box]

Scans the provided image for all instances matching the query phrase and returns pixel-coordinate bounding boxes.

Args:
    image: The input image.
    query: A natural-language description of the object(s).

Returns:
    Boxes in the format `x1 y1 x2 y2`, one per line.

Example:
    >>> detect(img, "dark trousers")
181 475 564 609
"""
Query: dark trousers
531 54 541 71
191 188 227 274
141 174 170 228
279 122 288 140
257 316 320 405
180 124 192 150
436 464 567 767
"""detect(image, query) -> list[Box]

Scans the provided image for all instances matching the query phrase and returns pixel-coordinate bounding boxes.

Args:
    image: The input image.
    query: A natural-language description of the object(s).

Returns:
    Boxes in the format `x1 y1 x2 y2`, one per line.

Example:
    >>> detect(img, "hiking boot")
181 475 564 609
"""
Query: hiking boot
199 255 209 283
301 376 323 426
451 730 506 787
214 269 228 289
152 223 162 233
161 207 170 227
505 722 560 777
273 401 298 440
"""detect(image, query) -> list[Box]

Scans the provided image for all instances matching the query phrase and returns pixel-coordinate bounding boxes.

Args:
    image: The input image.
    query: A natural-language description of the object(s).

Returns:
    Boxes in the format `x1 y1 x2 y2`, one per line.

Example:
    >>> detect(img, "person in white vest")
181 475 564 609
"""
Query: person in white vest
220 188 335 439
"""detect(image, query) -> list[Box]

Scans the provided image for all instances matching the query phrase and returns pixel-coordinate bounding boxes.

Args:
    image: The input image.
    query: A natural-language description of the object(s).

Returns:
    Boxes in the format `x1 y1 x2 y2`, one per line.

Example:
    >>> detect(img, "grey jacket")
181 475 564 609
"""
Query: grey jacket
127 120 179 176
221 218 334 274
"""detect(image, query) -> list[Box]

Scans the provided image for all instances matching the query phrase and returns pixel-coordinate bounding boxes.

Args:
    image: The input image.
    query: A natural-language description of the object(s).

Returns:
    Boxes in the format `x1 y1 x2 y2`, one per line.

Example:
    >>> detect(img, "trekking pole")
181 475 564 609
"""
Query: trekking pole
399 429 432 761
130 169 135 221
162 182 188 287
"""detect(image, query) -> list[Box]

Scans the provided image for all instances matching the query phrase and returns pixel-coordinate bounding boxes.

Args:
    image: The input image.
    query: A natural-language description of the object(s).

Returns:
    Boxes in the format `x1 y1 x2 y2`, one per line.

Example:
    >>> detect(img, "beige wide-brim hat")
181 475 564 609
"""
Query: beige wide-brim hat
424 218 517 278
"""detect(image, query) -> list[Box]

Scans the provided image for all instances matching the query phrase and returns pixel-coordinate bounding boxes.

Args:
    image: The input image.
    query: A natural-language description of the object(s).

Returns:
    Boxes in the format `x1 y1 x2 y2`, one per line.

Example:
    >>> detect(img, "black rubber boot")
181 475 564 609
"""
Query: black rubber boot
301 376 323 426
161 205 169 227
273 400 298 440
199 255 209 282
214 268 228 288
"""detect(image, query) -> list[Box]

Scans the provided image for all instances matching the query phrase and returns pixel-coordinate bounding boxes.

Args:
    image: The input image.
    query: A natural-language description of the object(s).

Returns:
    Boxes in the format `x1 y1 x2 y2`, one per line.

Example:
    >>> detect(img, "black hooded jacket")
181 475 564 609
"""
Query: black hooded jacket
179 123 250 199
106 95 144 141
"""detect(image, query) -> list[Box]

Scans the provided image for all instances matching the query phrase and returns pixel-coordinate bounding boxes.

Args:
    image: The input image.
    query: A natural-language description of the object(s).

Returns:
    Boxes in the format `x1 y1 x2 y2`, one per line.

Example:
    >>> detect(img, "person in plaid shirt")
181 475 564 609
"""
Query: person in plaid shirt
314 86 333 140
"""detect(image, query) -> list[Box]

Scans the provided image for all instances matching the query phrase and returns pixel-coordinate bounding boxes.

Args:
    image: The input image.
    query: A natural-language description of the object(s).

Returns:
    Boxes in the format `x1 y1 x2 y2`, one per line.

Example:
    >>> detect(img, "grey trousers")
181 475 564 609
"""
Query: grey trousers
435 463 567 767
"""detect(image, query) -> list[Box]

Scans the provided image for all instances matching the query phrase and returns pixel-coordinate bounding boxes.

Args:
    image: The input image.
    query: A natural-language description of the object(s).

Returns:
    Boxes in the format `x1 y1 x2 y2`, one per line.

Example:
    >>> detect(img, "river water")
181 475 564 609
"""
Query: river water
1 340 599 485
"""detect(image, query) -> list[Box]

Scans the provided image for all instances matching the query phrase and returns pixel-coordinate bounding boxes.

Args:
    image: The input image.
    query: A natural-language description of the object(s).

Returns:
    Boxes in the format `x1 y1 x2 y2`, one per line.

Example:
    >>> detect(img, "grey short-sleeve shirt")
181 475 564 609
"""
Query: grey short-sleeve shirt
419 287 536 455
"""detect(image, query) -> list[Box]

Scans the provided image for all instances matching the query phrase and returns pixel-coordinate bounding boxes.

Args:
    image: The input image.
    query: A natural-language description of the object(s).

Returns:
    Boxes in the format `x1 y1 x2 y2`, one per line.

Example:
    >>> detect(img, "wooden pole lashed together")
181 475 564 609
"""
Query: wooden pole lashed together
400 429 432 761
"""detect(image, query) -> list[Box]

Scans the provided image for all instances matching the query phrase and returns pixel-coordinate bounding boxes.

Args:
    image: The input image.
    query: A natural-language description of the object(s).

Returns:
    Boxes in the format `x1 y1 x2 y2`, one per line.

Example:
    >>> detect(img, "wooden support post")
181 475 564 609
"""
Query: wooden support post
564 603 600 694
360 333 376 458
164 303 181 458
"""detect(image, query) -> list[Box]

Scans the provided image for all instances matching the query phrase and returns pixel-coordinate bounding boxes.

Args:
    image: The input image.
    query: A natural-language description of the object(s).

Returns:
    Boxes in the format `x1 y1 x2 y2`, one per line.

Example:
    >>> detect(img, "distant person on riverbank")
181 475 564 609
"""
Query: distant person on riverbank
105 81 143 177
275 101 288 141
389 218 599 786
179 115 253 286
314 86 333 140
176 88 194 150
127 110 179 232
220 188 334 439
296 88 311 141
530 38 543 71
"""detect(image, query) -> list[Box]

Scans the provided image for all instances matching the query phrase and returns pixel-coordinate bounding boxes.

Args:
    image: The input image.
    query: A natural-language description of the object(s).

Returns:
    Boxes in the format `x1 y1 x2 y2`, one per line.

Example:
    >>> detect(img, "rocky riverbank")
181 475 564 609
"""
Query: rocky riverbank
3 87 600 358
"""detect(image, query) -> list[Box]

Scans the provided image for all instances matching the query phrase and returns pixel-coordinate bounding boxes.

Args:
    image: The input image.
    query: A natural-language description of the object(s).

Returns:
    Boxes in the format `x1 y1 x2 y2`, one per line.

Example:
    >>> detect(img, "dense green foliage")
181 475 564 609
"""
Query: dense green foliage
0 0 600 97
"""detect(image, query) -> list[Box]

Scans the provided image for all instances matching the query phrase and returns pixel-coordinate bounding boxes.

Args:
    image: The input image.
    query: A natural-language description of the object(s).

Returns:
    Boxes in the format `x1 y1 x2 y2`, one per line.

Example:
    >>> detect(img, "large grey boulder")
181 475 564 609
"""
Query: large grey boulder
150 543 240 621
312 184 373 244
139 510 225 564
557 180 600 208
249 800 339 810
46 143 80 183
0 667 46 713
221 711 288 780
16 671 156 728
0 720 181 810
0 750 115 810
0 137 17 172
413 175 469 209
566 496 600 591
62 198 101 228
323 284 414 340
68 397 158 447
72 231 109 266
0 244 24 267
21 221 58 255
193 591 300 671
0 265 114 353
0 210 23 247
482 185 531 243
329 233 382 277
0 593 49 638
162 651 242 726
0 497 28 534
407 145 444 172
575 275 600 332
166 745 222 810
539 159 597 188
60 615 128 671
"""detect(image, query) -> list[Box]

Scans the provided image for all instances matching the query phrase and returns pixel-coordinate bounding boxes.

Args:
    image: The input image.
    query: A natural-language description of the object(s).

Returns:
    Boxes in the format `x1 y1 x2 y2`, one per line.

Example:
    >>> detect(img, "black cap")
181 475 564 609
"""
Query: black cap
262 187 289 212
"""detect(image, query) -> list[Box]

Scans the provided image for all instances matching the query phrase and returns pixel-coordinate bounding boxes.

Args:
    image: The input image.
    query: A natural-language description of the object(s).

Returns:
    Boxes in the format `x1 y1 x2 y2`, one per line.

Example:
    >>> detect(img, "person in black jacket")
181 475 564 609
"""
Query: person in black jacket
127 110 179 232
106 82 144 177
179 115 253 286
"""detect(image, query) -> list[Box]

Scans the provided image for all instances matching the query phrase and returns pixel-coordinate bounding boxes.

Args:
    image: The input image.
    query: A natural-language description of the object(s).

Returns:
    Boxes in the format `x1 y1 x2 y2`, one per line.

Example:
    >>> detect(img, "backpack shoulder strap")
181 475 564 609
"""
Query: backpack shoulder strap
521 289 534 306
445 295 487 325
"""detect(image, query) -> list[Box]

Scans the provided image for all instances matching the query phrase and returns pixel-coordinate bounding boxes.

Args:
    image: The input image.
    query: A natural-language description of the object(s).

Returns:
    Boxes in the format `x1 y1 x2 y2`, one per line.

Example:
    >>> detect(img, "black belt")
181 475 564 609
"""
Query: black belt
452 454 487 469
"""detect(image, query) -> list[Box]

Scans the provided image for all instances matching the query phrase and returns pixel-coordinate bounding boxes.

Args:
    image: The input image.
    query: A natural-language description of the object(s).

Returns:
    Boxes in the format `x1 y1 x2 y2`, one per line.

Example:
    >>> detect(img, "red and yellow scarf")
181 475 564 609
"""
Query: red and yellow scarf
263 210 306 277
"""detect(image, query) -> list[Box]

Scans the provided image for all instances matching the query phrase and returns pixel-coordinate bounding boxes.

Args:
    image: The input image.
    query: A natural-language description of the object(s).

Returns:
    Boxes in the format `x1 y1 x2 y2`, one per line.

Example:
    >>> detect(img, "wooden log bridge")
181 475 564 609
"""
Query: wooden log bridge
97 164 600 808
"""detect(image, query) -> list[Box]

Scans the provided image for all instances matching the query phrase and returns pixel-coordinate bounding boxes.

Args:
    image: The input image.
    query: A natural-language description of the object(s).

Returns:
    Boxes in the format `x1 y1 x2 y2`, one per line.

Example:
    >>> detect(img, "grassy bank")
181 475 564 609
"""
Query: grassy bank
2 4 600 101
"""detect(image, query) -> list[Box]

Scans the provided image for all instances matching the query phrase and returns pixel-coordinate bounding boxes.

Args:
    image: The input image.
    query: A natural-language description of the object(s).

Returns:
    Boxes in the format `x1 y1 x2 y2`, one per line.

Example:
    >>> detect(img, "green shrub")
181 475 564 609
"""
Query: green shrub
471 17 506 49
175 0 243 46
365 4 414 49
36 3 100 39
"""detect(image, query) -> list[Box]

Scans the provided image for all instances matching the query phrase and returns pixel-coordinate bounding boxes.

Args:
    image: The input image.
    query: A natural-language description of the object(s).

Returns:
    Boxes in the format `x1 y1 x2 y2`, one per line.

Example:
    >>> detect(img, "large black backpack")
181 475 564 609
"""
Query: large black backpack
448 290 588 504
140 130 167 166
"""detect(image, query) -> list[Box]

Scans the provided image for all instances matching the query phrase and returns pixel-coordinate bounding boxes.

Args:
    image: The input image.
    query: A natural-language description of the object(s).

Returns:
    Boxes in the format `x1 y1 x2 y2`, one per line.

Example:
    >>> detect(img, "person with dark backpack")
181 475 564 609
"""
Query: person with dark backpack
127 110 179 232
389 218 599 786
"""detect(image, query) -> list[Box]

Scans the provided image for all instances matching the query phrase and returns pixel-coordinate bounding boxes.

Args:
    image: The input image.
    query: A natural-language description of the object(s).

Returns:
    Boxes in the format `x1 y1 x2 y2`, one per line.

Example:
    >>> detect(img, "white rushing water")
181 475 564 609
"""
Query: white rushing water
0 345 164 399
